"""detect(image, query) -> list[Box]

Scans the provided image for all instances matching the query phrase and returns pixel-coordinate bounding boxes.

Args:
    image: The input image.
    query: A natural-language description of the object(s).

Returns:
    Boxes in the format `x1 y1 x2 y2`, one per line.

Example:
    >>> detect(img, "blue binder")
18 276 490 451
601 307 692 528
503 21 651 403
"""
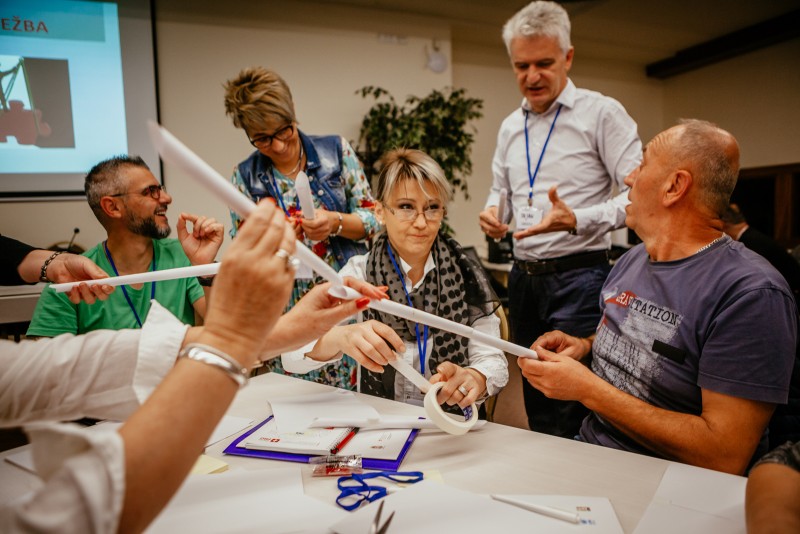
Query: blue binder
223 416 419 471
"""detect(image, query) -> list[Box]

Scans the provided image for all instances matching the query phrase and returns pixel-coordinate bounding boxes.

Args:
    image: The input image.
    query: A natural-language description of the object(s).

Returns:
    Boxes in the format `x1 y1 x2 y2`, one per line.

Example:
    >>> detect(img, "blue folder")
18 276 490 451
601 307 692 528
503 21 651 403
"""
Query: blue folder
223 416 419 471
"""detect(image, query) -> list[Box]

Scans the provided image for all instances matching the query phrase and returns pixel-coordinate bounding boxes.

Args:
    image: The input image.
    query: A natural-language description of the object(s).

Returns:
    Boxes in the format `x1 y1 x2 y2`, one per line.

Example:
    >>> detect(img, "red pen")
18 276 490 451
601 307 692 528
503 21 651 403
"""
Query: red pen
330 428 359 455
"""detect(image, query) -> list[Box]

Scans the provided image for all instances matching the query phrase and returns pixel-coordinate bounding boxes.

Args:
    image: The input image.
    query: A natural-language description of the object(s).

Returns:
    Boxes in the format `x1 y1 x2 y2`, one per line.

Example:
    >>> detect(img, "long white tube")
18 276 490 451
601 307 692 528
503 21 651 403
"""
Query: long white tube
51 263 221 293
148 121 344 287
146 123 538 378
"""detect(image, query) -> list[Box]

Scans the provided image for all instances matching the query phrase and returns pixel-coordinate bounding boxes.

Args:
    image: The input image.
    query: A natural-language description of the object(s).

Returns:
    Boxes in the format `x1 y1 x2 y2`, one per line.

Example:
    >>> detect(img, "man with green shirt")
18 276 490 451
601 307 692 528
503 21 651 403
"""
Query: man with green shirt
28 155 224 336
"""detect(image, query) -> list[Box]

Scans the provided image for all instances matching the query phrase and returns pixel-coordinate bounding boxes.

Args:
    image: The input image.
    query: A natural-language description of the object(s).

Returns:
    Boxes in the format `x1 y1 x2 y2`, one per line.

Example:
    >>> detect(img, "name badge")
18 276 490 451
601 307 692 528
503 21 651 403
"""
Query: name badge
518 206 543 229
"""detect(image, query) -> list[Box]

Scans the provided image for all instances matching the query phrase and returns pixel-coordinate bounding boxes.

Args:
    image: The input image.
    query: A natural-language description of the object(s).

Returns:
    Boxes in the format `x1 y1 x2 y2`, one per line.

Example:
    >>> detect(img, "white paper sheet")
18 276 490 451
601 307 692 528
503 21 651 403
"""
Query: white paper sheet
269 390 380 433
633 463 746 534
206 415 254 447
330 481 622 533
336 428 414 460
147 467 346 533
500 494 623 532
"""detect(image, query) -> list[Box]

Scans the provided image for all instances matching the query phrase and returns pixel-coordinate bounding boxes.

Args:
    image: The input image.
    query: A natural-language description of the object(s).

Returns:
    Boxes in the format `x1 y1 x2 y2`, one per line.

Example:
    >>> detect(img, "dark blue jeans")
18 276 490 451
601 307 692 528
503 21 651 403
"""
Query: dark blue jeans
509 262 610 437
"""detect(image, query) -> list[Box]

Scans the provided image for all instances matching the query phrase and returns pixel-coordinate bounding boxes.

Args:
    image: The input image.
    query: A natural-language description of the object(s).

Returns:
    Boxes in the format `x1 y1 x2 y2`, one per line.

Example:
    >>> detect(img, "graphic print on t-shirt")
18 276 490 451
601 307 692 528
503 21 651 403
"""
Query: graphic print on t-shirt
592 288 683 403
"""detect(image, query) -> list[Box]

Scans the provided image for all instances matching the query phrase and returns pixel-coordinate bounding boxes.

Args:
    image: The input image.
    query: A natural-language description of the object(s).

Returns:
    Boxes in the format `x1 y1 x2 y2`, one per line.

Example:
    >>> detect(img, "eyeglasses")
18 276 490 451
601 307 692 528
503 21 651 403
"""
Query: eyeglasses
247 123 295 149
384 204 446 222
110 184 166 200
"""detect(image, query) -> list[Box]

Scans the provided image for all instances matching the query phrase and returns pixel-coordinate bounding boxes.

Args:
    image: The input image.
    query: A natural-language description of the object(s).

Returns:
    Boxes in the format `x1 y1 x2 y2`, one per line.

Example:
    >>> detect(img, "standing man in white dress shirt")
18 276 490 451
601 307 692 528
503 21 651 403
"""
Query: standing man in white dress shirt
479 1 642 437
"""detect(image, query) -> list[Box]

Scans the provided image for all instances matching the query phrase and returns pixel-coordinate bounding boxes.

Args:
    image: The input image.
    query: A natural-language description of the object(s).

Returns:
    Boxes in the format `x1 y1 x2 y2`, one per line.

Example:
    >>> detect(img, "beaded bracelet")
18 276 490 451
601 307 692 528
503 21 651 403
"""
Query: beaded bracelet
178 343 248 388
39 250 65 283
330 212 344 237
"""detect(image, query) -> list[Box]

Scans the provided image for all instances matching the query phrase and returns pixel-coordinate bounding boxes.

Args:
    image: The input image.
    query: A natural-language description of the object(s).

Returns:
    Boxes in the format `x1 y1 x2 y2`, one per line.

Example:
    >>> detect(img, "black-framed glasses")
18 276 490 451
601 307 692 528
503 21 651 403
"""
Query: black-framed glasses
110 184 166 200
247 123 295 149
384 204 446 222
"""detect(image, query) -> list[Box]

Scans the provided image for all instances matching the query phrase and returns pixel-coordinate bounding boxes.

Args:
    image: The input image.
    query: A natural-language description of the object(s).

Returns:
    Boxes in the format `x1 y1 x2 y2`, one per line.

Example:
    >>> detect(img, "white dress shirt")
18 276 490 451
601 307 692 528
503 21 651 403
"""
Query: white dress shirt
0 302 189 534
485 79 642 260
282 251 509 401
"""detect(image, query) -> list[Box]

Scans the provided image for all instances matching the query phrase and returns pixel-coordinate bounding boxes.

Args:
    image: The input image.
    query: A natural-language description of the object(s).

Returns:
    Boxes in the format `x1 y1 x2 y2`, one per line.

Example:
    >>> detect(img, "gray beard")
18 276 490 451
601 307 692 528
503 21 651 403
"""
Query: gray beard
127 212 171 239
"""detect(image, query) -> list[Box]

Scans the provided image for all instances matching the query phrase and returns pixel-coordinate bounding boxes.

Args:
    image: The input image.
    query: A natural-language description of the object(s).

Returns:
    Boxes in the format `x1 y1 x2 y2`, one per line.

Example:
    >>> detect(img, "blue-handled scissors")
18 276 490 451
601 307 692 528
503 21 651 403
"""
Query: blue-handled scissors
336 471 423 511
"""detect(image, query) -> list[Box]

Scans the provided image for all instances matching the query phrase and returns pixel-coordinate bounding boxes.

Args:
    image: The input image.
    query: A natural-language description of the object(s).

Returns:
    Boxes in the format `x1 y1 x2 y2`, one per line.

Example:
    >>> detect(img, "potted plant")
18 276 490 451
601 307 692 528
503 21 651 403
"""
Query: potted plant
354 86 483 201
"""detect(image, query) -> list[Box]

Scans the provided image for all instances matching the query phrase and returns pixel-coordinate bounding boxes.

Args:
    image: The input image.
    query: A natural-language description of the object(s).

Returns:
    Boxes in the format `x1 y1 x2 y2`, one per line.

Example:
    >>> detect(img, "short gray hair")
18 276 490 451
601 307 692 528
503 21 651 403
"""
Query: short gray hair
502 1 571 54
84 155 149 222
223 66 296 133
376 148 452 205
673 119 740 216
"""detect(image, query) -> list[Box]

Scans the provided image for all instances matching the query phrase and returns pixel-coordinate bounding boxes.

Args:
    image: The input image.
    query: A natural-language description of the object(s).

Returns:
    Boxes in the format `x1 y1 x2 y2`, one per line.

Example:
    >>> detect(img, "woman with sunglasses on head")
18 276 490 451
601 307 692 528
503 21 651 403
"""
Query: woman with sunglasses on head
284 149 508 410
223 67 380 390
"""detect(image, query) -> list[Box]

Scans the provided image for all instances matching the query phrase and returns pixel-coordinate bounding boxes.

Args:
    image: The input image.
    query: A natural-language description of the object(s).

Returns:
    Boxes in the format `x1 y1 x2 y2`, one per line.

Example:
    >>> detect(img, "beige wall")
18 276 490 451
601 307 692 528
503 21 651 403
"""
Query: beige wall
3 3 798 256
663 38 800 168
156 16 453 255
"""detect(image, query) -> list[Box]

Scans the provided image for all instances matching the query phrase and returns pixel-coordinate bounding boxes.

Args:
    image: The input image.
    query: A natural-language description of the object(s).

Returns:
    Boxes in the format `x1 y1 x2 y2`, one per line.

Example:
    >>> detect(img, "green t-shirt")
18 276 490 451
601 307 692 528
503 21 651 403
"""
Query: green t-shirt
27 239 205 337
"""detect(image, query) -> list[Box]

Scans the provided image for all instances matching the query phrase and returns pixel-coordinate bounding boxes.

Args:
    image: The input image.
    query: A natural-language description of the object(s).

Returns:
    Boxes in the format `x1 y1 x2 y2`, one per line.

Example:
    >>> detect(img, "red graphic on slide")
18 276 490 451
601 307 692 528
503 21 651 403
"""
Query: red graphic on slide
0 100 52 144
1 56 72 148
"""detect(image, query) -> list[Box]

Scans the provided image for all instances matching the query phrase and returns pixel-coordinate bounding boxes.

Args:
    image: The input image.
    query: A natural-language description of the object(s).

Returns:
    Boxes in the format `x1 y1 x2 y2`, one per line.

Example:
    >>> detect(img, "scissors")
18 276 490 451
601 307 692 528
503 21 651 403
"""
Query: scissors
369 501 394 534
336 471 423 511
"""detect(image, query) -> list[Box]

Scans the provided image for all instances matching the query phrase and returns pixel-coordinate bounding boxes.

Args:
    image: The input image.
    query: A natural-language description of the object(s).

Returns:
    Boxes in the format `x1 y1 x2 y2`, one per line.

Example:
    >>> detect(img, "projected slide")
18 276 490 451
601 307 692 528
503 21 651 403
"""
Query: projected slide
0 0 129 196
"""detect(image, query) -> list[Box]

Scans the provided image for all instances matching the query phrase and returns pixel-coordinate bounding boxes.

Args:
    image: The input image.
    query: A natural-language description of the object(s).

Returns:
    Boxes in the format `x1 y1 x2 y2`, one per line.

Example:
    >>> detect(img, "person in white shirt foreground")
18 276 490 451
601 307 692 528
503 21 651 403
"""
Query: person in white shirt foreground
0 199 386 533
284 148 508 410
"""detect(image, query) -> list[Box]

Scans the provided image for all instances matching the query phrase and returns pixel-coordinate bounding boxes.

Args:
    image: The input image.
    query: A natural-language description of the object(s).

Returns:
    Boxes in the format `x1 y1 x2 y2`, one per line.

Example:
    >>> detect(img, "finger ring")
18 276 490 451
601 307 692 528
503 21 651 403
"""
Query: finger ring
275 248 299 270
458 385 469 396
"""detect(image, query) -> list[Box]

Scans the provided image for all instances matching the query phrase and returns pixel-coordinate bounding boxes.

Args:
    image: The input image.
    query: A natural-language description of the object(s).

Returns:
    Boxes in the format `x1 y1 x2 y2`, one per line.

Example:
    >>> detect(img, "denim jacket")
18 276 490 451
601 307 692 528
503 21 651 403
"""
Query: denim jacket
235 131 371 265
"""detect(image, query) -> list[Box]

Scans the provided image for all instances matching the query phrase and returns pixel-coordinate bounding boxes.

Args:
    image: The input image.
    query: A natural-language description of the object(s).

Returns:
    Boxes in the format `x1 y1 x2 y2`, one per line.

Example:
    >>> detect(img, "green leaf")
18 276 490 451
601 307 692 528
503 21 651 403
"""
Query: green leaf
353 85 484 216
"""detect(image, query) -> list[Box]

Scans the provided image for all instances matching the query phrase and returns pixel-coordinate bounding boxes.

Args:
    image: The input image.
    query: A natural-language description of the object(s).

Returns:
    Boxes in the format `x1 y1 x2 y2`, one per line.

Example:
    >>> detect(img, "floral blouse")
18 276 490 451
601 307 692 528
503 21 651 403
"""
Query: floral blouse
230 136 379 390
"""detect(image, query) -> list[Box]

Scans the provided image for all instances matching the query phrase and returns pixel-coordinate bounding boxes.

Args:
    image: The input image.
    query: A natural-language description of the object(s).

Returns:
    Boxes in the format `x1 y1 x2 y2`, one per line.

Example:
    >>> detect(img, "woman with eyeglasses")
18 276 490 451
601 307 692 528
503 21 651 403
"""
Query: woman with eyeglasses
223 66 379 390
283 149 508 410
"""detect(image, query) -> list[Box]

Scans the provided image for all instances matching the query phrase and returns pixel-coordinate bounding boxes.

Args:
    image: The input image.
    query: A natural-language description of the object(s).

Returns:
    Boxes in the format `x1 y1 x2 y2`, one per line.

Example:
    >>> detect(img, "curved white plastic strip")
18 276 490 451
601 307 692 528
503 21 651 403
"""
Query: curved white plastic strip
497 187 508 225
331 286 538 360
295 172 316 220
310 415 488 431
51 263 221 293
423 382 479 436
388 357 432 394
147 121 343 287
388 358 477 435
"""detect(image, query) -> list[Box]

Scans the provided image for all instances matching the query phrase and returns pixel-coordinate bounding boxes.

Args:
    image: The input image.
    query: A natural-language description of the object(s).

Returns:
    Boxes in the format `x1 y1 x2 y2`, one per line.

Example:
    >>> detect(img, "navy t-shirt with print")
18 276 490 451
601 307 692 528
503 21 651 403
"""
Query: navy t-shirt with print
581 236 797 456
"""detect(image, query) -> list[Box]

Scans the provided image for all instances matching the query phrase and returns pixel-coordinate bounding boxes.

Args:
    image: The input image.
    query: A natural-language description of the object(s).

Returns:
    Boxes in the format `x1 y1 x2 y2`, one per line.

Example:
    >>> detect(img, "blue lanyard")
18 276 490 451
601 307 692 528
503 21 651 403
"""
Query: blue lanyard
265 174 291 217
103 241 155 328
386 243 428 375
524 104 562 206
336 471 423 511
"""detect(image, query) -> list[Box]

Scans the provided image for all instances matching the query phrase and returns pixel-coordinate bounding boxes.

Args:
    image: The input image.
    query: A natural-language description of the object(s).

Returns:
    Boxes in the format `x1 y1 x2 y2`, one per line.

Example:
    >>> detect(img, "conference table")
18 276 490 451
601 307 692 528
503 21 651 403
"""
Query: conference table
0 373 747 532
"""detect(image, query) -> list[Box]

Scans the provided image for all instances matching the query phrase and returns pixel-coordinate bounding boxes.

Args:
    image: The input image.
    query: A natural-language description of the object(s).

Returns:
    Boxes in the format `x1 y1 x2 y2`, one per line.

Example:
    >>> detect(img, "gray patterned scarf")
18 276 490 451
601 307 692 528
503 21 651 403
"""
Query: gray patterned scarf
360 231 499 400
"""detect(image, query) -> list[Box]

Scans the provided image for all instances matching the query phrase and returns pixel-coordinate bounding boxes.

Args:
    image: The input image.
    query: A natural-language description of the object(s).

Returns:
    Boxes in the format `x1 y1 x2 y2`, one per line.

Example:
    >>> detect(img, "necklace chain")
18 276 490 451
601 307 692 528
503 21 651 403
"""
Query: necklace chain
285 142 304 176
695 234 725 255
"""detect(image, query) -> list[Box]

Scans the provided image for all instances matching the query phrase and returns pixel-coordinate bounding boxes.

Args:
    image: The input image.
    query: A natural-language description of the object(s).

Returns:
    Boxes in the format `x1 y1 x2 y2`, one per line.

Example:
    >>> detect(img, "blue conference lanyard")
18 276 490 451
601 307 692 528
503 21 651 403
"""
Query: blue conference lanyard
523 104 562 206
386 243 428 375
103 241 156 328
265 176 291 217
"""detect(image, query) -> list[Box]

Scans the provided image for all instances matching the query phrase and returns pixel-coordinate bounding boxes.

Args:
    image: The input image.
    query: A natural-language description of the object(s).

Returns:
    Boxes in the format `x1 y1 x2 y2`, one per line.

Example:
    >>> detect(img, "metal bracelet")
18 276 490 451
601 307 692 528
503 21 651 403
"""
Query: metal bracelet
39 250 65 283
178 343 248 388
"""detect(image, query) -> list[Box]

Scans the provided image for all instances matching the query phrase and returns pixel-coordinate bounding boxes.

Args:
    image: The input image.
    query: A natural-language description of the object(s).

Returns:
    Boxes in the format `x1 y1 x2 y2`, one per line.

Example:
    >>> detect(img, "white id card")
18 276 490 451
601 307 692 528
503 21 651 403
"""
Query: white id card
518 205 543 229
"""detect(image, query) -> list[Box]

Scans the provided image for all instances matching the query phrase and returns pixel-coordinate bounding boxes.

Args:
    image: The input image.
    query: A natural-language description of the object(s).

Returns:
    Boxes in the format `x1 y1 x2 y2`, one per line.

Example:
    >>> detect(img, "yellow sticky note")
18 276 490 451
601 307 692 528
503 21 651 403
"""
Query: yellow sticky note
191 454 229 475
